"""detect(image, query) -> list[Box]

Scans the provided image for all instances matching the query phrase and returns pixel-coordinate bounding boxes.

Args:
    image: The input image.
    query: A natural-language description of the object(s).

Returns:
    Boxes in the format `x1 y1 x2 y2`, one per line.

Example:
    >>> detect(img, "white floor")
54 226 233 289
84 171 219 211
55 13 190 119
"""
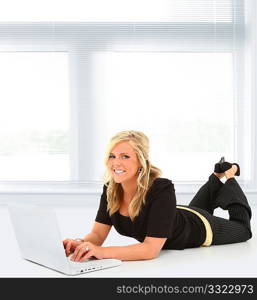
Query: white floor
0 205 256 278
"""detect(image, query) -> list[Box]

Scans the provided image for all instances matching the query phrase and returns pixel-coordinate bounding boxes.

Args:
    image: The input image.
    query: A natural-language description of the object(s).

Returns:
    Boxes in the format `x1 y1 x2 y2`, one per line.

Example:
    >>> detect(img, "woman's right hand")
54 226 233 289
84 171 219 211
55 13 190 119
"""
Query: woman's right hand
63 238 83 257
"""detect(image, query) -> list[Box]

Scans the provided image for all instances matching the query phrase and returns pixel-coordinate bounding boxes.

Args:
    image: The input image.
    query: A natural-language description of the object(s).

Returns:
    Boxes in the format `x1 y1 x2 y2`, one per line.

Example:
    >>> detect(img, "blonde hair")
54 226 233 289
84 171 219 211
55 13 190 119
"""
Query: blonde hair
103 130 162 221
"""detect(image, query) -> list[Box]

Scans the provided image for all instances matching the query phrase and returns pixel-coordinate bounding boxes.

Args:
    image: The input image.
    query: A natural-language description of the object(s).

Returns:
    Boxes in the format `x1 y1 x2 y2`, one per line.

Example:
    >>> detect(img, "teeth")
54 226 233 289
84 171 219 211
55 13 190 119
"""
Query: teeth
114 169 125 174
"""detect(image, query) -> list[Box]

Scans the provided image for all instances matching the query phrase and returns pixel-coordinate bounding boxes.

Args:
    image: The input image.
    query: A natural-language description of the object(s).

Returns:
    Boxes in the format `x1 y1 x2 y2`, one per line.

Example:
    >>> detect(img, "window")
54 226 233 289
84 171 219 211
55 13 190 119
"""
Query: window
0 0 256 193
0 52 70 181
92 52 234 182
0 0 233 22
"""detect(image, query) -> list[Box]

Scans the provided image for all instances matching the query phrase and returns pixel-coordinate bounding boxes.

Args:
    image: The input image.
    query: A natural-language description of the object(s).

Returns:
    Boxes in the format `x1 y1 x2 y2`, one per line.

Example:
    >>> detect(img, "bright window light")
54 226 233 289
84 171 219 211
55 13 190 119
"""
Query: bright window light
0 0 232 22
92 52 234 182
0 52 70 181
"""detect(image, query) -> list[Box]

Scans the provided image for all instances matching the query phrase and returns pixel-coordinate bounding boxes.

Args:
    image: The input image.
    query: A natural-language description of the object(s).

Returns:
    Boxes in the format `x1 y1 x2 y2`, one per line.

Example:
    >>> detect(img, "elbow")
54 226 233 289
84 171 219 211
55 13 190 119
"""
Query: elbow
150 250 160 260
140 242 163 260
143 249 160 260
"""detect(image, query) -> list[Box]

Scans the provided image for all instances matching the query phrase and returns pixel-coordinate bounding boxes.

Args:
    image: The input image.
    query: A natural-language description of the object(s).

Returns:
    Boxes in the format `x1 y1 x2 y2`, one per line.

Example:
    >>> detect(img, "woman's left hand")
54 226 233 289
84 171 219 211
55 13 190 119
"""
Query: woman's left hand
70 241 105 261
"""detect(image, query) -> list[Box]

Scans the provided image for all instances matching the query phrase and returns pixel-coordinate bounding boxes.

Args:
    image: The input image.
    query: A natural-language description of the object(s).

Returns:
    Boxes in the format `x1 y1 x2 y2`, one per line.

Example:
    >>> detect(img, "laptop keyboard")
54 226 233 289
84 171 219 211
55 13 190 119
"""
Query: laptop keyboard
66 254 121 275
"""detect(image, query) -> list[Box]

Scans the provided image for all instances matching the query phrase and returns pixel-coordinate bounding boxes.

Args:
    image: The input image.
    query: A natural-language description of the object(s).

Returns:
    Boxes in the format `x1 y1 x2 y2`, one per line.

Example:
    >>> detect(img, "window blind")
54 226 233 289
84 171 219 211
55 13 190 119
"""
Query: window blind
0 0 243 23
0 1 244 51
0 0 248 185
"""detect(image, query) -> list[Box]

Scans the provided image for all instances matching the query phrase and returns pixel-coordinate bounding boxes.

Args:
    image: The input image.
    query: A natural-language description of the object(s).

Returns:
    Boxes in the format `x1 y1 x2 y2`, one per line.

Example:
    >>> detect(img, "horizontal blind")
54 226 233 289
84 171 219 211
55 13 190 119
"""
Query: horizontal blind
0 1 244 51
0 0 243 22
0 0 246 183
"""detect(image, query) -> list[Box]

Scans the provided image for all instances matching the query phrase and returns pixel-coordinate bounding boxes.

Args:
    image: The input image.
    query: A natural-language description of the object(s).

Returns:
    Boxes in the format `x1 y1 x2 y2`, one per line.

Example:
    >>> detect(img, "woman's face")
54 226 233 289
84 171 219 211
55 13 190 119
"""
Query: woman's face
107 141 141 185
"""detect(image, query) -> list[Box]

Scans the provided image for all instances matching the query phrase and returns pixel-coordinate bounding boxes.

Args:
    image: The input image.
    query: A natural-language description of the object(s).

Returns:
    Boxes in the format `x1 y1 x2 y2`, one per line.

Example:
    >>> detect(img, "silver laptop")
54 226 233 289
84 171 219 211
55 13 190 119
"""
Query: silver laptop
8 203 121 276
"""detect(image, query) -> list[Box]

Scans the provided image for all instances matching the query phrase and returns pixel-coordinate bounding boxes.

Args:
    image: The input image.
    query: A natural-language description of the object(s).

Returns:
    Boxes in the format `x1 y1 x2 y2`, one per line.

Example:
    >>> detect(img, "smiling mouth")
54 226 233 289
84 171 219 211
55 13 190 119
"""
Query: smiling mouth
113 169 126 174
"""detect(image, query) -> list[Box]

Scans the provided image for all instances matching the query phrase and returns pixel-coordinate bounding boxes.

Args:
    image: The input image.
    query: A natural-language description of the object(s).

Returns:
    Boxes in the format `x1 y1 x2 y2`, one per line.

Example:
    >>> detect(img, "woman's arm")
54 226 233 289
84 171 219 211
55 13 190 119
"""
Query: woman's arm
102 237 167 261
70 236 167 262
82 222 112 246
64 222 111 256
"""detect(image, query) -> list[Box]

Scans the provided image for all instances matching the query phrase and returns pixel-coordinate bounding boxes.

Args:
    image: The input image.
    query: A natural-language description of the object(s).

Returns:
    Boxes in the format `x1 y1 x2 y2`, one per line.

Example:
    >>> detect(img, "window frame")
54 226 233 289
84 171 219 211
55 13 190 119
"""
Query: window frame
0 14 256 194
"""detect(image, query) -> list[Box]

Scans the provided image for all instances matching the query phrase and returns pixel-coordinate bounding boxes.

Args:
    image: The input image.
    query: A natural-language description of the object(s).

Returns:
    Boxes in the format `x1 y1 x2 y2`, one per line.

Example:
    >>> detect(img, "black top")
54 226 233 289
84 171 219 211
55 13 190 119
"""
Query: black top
95 178 206 250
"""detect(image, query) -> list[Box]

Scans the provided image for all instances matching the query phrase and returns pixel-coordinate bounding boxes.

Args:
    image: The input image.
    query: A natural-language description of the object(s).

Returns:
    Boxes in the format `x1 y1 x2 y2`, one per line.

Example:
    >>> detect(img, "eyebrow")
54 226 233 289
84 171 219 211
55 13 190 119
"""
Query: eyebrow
110 152 130 155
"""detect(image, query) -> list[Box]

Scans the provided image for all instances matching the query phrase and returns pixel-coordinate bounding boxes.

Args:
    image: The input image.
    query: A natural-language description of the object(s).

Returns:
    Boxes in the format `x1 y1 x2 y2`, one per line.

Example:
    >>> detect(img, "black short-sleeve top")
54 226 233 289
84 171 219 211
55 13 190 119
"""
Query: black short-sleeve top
95 178 206 250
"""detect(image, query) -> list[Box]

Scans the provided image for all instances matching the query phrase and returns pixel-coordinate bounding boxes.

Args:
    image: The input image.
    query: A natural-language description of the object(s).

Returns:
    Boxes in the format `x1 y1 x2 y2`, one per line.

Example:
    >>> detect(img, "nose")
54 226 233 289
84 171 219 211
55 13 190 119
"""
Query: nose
111 157 124 167
111 156 124 162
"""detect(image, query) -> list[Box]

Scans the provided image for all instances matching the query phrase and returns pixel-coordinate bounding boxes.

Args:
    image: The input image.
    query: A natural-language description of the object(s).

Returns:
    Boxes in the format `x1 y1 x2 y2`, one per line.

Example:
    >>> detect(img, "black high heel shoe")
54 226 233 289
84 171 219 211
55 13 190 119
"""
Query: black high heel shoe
214 157 240 176
214 156 225 173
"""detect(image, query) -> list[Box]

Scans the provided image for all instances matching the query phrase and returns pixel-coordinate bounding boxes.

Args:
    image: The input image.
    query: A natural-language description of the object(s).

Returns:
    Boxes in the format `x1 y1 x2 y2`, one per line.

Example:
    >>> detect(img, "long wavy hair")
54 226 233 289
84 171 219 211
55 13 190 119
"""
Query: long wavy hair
103 130 162 221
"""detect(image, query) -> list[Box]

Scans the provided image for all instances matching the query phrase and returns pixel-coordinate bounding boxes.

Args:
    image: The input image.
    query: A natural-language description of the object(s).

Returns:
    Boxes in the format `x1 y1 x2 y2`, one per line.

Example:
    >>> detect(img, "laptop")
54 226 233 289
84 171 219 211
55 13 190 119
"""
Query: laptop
8 203 122 276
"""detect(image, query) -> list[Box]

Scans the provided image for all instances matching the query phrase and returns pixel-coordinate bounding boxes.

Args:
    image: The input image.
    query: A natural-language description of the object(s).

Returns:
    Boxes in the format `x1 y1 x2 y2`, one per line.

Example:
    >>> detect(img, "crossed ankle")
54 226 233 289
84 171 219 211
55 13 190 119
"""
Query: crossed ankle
225 176 235 181
213 172 224 179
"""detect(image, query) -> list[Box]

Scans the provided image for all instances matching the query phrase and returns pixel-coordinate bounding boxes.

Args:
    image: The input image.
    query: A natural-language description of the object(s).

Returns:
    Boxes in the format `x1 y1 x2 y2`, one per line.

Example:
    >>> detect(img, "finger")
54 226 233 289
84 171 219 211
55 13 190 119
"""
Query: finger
71 244 83 260
63 238 72 243
72 244 91 261
72 247 86 262
63 239 72 249
81 250 93 261
79 252 92 262
66 241 73 256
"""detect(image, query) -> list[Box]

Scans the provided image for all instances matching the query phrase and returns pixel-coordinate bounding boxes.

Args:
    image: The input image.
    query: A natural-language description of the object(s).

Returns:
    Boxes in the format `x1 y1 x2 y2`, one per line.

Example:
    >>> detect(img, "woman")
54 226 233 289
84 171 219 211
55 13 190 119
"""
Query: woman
63 130 252 262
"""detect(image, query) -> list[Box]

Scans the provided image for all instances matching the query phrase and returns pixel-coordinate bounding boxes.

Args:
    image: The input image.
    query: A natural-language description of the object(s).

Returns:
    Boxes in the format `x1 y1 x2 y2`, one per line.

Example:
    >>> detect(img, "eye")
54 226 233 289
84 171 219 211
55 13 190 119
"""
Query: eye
108 154 129 159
